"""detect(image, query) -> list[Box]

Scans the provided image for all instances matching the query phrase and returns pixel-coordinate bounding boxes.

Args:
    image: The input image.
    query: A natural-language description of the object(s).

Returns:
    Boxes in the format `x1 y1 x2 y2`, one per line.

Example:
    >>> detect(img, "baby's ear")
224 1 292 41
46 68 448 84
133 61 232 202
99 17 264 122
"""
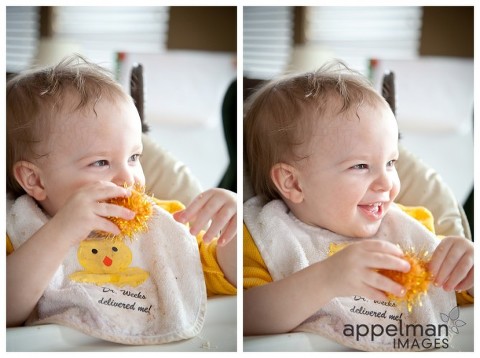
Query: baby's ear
270 163 304 204
13 161 47 201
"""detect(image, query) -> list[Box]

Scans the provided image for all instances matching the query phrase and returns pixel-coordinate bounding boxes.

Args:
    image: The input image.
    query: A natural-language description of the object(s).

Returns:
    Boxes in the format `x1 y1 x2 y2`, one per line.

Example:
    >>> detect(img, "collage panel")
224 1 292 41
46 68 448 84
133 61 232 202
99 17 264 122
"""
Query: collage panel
6 5 237 352
243 5 474 352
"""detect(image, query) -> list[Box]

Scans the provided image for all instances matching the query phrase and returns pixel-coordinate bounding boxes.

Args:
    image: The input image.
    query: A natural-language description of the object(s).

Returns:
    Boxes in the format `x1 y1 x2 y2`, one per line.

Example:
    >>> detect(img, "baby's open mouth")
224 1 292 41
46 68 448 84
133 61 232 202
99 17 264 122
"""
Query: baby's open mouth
358 202 384 220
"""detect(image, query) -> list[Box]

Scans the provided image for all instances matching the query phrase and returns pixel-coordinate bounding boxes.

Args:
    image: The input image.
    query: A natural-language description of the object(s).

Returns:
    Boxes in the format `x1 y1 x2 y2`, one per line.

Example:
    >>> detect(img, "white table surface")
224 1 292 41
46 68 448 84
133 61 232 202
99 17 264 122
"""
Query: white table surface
6 295 236 352
244 304 474 352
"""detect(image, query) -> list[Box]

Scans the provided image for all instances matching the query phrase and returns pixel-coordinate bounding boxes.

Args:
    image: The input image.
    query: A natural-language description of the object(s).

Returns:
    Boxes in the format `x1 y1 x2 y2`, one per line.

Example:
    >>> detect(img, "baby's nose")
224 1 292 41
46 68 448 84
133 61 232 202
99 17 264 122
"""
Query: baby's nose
372 170 393 192
112 167 135 187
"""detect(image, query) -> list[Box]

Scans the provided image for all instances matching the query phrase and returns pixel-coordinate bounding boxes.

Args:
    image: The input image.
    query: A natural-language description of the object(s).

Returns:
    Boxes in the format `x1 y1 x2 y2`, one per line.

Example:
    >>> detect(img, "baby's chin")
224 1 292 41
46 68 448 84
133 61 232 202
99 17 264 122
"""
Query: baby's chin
318 220 382 239
343 221 383 239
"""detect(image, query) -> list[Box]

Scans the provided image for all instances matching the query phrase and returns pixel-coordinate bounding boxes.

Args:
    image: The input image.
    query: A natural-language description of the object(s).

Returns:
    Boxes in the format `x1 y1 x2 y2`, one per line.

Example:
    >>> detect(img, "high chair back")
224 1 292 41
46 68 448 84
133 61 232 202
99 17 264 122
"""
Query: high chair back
129 63 148 133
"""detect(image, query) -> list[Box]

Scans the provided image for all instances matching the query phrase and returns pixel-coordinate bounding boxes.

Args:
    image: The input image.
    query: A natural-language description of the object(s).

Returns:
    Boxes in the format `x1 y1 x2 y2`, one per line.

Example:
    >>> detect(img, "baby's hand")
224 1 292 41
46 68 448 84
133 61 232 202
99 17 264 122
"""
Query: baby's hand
173 188 237 246
323 240 411 301
428 236 474 292
51 181 135 246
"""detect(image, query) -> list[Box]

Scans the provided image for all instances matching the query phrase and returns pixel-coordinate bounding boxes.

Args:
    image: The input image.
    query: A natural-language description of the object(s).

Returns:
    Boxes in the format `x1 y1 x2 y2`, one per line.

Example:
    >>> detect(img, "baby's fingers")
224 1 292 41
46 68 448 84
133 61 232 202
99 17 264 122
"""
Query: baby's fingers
176 191 214 224
430 241 466 288
361 239 405 257
92 218 123 236
441 253 474 291
202 205 237 243
428 240 453 280
91 181 132 202
189 199 224 237
454 267 474 291
91 203 136 237
368 252 411 273
95 202 136 221
216 215 237 246
366 271 406 298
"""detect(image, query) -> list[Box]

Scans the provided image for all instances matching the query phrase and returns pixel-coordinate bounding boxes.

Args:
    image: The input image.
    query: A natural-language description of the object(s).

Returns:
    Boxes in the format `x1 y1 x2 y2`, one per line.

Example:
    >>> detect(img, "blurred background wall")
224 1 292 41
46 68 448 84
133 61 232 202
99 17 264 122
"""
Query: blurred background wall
167 7 236 52
419 6 473 57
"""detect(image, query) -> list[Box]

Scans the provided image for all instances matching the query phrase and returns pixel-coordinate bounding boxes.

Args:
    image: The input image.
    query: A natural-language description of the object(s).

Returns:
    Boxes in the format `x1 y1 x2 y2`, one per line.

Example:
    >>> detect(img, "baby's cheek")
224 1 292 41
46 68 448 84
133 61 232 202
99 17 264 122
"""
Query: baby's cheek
391 173 401 201
134 168 146 186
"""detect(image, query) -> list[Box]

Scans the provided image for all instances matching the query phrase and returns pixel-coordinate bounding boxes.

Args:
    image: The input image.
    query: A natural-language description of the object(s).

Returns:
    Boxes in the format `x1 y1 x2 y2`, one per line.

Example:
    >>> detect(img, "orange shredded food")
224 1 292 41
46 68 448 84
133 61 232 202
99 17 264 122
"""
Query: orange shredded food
379 250 432 312
104 184 153 241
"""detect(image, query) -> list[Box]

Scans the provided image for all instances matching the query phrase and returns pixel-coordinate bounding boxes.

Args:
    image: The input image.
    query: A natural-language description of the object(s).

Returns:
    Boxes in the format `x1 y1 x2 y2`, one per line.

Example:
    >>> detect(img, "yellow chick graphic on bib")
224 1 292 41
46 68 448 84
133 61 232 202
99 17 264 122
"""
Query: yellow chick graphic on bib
70 239 149 287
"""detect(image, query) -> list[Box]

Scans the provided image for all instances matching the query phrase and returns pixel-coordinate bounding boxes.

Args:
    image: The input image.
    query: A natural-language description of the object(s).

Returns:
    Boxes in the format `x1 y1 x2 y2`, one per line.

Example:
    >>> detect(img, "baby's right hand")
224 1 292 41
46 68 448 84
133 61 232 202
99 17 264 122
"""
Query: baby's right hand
50 181 135 246
322 240 410 301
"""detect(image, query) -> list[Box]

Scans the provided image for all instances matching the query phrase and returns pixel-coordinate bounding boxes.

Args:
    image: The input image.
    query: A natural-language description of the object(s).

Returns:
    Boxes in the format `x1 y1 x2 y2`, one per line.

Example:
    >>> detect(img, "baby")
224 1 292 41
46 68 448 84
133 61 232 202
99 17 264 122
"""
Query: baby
6 56 236 344
243 63 473 351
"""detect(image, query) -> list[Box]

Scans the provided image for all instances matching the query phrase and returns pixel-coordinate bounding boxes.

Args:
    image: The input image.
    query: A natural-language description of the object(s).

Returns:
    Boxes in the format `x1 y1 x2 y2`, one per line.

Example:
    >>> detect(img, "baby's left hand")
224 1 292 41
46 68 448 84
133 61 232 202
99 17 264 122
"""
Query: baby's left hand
428 236 474 292
173 188 237 246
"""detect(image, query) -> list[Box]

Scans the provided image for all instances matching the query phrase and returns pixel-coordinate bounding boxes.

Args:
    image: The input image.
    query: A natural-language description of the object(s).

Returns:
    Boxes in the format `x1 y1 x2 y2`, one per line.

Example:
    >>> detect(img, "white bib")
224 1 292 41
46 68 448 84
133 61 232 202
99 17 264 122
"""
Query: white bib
244 196 457 351
7 195 207 345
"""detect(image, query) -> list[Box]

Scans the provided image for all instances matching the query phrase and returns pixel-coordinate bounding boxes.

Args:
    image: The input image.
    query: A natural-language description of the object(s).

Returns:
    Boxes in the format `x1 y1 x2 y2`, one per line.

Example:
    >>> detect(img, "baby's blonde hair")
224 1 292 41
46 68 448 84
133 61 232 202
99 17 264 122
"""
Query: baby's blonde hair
7 55 131 198
244 61 389 201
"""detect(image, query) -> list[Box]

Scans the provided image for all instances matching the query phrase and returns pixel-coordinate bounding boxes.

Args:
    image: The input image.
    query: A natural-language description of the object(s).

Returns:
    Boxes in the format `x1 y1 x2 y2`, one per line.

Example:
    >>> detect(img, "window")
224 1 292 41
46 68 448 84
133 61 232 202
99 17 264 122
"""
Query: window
305 7 423 74
6 6 170 73
52 7 170 71
243 6 422 79
243 6 294 79
6 6 40 73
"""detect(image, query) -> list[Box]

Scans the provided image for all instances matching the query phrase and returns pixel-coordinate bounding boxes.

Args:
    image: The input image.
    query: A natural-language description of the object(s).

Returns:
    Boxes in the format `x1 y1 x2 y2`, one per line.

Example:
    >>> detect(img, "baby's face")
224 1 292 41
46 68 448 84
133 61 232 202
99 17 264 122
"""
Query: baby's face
294 102 400 238
36 95 145 217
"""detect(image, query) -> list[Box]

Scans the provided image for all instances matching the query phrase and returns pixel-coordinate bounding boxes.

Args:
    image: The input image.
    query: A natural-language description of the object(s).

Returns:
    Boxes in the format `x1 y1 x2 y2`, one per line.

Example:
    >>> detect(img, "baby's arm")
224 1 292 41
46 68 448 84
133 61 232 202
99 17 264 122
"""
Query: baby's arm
6 182 134 326
428 236 474 295
216 234 237 287
244 240 410 335
174 188 237 286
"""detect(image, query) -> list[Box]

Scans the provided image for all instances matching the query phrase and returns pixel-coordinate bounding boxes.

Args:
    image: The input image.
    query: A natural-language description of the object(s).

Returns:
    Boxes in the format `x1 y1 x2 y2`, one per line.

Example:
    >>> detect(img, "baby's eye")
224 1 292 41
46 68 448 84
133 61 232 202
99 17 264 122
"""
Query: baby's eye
387 160 397 168
91 160 109 167
129 154 142 162
351 164 368 170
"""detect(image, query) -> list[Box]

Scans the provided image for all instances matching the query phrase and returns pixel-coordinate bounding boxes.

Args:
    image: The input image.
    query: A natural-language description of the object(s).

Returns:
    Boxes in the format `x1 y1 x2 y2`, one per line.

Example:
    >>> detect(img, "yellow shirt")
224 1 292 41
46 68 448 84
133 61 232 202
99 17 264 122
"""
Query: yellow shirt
243 203 472 305
7 198 236 297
